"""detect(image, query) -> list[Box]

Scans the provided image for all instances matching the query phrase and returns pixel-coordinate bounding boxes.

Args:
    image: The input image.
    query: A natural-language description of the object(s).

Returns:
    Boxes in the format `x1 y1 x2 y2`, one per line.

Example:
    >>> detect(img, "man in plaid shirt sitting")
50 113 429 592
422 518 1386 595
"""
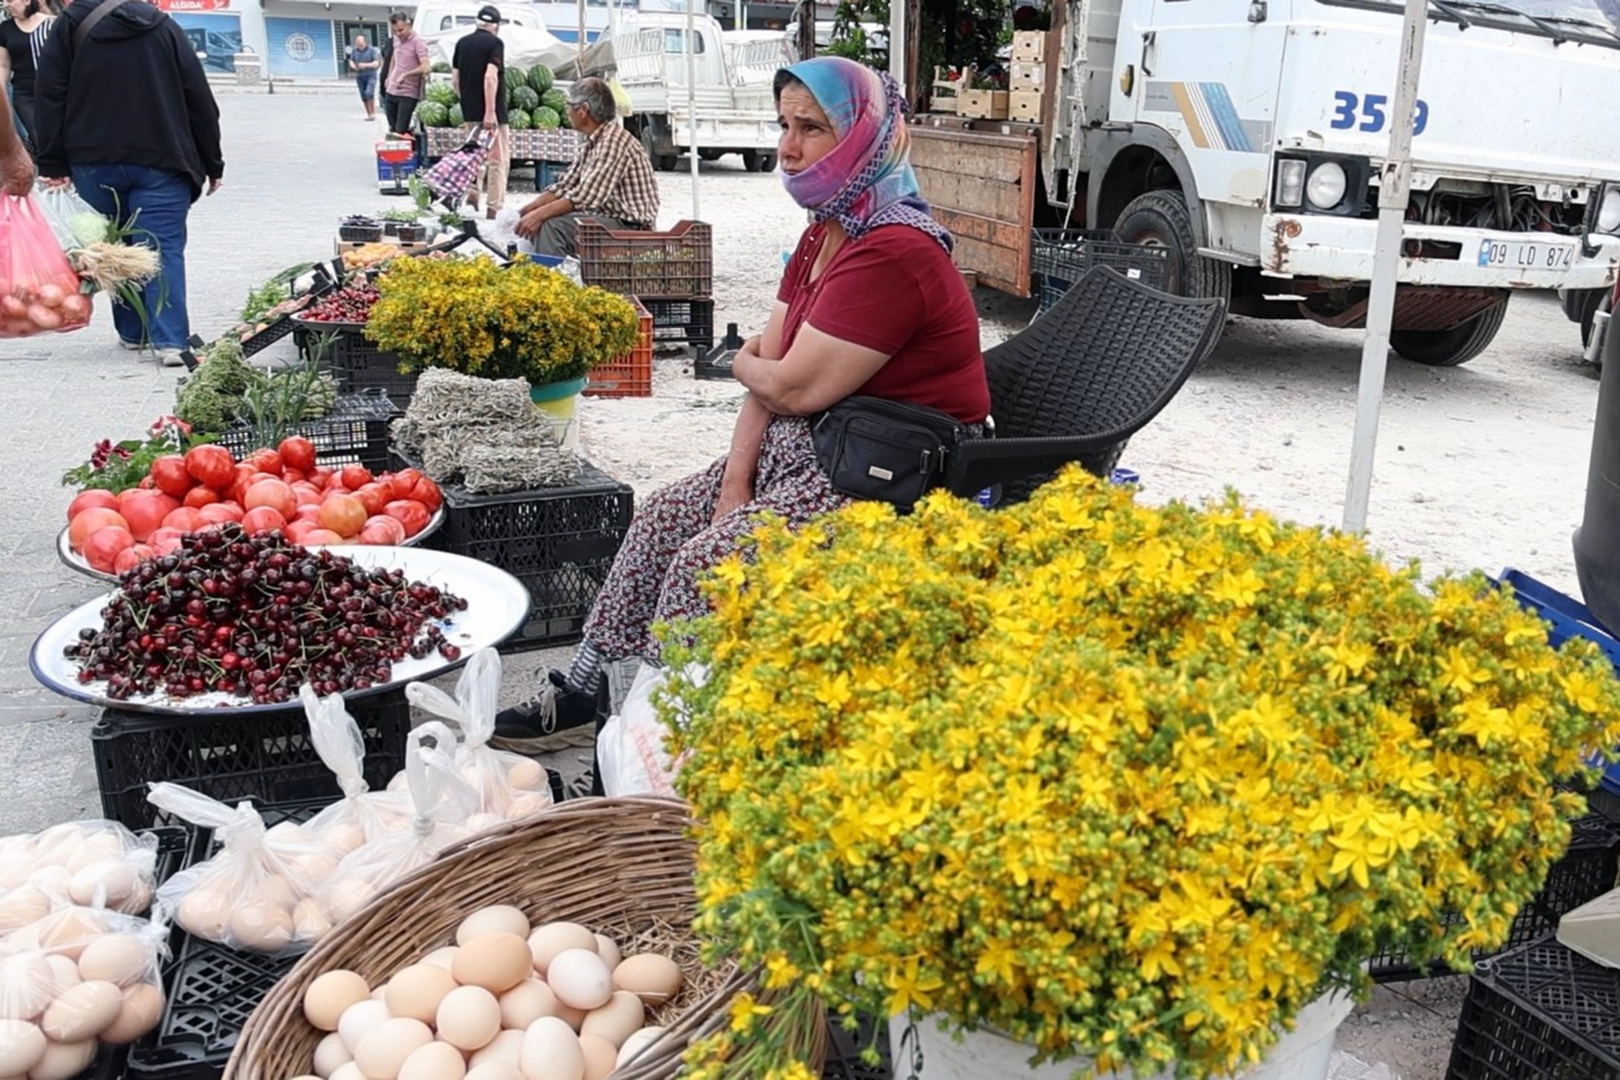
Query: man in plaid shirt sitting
516 77 659 255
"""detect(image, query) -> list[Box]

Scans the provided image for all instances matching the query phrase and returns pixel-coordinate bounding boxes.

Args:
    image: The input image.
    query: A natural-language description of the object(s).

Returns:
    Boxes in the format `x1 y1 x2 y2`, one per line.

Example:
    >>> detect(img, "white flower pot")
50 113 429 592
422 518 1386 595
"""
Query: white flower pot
889 991 1355 1080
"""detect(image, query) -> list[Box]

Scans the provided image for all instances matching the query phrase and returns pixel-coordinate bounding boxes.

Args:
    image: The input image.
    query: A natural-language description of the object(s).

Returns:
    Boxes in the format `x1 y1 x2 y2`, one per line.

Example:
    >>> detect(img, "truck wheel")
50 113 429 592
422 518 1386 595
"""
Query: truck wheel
640 126 676 172
1389 301 1509 367
742 150 763 172
759 153 777 172
1113 189 1232 305
1578 289 1607 352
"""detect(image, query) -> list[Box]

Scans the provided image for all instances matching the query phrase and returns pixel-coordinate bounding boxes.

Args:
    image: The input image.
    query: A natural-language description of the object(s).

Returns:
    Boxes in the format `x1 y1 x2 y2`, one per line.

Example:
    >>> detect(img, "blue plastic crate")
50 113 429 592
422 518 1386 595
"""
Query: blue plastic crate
537 159 568 189
1498 568 1620 796
1499 569 1620 668
376 155 421 182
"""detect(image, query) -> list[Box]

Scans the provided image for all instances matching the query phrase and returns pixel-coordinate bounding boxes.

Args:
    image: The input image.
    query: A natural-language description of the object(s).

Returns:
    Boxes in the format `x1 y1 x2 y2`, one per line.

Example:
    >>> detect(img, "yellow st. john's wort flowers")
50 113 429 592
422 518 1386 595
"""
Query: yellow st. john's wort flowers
364 255 640 385
660 465 1620 1080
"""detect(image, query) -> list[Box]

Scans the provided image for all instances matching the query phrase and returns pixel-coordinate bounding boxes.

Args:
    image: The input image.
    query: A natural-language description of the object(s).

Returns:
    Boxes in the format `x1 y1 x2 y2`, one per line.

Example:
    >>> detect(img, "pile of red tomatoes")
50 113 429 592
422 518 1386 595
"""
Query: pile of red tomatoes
65 437 444 575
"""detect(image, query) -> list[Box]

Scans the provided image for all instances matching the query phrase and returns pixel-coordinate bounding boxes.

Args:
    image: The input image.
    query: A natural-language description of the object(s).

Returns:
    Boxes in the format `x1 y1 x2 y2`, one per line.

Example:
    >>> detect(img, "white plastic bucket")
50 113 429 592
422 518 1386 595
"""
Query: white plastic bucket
889 991 1355 1080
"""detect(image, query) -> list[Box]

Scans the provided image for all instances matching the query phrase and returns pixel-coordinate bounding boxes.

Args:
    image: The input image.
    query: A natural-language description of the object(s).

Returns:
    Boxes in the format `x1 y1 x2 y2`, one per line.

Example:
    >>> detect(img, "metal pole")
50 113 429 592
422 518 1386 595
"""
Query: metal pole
1342 0 1428 533
738 0 747 30
888 0 905 88
578 0 586 57
687 0 700 219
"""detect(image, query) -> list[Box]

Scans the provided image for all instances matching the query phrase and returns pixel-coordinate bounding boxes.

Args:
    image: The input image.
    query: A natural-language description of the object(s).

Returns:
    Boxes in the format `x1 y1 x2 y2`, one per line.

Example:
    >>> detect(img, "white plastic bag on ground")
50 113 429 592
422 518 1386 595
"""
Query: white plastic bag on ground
487 207 535 256
597 662 702 797
300 685 388 853
406 649 556 827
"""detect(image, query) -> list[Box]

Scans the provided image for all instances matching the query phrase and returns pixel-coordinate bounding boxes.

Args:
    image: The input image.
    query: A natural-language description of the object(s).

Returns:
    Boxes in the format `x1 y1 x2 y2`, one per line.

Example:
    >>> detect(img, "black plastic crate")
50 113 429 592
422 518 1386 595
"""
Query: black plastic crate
237 314 298 359
395 450 633 651
92 691 411 832
142 824 196 892
1369 812 1620 982
321 327 418 410
642 297 715 354
1445 935 1620 1080
1031 229 1172 315
126 802 326 1080
822 1013 893 1080
214 389 398 472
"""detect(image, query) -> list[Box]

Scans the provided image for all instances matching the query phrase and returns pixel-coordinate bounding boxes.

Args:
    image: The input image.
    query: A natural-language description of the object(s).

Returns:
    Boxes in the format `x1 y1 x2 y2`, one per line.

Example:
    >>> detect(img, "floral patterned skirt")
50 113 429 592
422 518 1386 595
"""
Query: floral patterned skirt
581 415 848 661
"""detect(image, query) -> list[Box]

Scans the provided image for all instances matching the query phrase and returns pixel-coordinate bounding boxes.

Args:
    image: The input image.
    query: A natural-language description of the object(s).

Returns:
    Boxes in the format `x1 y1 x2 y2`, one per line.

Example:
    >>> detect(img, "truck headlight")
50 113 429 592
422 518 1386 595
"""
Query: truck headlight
1275 159 1306 208
1598 185 1620 234
1306 162 1348 211
1272 153 1369 217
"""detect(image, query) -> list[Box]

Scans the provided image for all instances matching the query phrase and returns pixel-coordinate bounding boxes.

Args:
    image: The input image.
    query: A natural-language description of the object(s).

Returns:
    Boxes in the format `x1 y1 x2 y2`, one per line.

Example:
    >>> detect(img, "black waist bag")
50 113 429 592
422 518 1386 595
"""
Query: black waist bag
811 396 968 510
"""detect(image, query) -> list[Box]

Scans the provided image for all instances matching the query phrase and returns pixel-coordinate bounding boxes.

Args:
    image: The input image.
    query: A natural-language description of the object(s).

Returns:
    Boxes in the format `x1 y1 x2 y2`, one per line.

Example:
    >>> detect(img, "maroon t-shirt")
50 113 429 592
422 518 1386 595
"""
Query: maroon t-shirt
776 223 990 424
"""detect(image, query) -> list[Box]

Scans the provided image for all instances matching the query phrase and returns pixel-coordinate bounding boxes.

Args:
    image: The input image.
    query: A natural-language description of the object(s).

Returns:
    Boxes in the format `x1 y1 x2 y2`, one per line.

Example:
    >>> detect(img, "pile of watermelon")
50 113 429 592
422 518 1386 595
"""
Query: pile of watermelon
418 81 459 127
417 63 567 129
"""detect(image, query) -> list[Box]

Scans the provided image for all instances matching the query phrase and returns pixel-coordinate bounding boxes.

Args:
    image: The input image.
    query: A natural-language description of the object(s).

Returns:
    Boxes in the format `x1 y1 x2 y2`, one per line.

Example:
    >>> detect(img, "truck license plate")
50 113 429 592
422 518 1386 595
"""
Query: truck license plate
1476 238 1575 272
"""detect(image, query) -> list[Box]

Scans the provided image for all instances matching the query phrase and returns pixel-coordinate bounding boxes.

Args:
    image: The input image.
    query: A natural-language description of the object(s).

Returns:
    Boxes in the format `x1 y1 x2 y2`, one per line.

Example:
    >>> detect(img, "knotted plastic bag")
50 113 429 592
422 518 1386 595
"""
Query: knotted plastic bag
147 784 342 955
405 648 555 829
0 821 160 933
0 194 91 338
318 722 480 928
0 904 169 1070
300 685 389 854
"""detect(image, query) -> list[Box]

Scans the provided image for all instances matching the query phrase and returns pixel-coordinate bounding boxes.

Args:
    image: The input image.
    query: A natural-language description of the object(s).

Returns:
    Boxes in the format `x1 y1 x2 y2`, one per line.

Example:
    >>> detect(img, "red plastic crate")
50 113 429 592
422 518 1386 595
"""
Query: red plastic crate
577 219 712 299
584 297 654 399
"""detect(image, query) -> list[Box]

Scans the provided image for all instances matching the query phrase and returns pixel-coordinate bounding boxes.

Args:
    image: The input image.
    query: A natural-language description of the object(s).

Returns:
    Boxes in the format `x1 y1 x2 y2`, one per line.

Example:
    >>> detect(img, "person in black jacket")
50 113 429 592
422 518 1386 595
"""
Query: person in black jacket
34 0 223 365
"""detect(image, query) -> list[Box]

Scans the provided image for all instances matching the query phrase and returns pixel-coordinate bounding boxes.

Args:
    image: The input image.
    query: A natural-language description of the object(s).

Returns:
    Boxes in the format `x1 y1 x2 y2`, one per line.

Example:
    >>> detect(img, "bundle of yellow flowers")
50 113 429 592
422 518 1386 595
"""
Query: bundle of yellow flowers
366 256 641 386
662 466 1620 1080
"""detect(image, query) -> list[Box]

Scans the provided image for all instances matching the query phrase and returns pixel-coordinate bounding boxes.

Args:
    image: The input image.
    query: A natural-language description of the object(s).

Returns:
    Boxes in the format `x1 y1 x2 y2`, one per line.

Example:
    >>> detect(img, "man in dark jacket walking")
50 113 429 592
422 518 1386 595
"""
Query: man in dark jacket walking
34 0 222 365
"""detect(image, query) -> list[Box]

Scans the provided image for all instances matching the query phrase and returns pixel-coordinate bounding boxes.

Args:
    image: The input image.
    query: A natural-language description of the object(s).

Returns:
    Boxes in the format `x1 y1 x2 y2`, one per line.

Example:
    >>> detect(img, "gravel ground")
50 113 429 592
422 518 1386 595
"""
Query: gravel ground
4 91 1612 1080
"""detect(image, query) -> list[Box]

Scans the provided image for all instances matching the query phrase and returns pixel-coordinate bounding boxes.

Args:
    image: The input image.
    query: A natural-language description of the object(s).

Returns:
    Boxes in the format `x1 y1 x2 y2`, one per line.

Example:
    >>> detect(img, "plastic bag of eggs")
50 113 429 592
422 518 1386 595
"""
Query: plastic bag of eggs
296 906 685 1080
384 754 555 827
0 906 167 1080
0 821 160 933
151 805 343 955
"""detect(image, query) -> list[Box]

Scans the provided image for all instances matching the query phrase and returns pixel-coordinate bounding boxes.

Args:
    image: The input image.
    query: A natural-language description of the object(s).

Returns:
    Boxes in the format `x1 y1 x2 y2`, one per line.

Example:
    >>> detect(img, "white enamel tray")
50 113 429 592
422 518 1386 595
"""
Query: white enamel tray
56 506 446 583
31 546 529 716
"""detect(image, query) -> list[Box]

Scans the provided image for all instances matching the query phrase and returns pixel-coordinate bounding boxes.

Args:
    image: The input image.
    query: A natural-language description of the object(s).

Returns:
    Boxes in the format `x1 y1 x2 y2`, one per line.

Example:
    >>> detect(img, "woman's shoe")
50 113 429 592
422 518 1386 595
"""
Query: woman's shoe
491 670 601 752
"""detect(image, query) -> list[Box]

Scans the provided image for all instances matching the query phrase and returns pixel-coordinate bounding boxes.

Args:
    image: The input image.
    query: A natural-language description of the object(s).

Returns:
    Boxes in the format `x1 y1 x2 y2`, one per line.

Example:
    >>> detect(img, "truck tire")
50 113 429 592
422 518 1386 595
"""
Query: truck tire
640 126 676 172
1113 189 1232 305
742 150 763 172
1389 301 1509 367
759 153 777 172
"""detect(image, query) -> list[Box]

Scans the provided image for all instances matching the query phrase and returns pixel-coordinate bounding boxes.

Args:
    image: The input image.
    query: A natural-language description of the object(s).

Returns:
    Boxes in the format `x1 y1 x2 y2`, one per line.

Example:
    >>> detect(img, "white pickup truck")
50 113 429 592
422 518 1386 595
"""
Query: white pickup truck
569 11 781 171
918 0 1620 366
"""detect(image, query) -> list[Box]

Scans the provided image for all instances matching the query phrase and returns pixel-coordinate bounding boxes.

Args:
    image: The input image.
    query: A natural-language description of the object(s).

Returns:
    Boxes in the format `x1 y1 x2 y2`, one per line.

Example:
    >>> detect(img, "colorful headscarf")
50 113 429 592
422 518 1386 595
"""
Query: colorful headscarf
777 57 953 253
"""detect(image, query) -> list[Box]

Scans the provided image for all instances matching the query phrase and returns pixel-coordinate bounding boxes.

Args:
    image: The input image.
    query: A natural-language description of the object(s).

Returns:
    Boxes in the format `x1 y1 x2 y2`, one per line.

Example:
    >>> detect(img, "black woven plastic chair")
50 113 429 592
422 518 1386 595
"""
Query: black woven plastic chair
945 266 1226 505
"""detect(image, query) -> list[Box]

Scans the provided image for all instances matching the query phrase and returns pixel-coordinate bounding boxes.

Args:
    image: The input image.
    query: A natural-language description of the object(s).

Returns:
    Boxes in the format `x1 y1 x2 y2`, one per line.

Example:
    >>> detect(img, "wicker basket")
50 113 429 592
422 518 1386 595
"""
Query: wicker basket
223 797 826 1080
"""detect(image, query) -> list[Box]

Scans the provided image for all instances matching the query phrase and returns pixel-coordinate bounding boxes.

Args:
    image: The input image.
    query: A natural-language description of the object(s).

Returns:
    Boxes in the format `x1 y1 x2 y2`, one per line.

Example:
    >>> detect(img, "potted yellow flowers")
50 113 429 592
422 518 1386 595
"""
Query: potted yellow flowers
661 467 1620 1080
365 256 641 387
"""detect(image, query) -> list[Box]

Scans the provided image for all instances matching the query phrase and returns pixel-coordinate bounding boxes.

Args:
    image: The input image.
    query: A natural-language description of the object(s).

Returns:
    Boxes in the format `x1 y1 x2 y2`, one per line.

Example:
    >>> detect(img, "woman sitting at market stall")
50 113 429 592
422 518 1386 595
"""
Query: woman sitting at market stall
494 55 989 746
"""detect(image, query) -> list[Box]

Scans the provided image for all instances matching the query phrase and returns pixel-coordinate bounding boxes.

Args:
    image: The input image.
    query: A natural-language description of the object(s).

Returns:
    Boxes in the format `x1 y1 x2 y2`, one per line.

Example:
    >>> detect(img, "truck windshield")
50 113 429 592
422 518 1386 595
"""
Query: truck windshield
1319 0 1620 48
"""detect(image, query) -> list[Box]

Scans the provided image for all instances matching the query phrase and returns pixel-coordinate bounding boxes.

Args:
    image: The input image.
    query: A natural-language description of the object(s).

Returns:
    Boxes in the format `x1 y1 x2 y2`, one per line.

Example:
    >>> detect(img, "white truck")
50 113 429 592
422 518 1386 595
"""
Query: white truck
570 11 782 171
917 0 1620 365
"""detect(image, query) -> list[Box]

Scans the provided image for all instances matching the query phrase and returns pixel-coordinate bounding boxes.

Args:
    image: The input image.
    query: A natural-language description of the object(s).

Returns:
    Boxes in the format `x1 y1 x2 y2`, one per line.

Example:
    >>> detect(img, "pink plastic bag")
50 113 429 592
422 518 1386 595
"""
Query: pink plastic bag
0 194 91 338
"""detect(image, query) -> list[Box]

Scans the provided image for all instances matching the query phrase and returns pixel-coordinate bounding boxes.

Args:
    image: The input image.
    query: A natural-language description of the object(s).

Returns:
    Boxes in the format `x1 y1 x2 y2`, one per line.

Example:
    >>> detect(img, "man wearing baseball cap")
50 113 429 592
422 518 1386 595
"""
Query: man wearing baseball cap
452 4 509 217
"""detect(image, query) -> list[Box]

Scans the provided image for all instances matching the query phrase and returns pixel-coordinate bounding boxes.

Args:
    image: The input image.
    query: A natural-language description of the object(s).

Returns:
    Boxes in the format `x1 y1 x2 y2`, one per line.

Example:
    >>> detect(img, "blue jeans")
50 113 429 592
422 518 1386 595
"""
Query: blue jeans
71 164 192 350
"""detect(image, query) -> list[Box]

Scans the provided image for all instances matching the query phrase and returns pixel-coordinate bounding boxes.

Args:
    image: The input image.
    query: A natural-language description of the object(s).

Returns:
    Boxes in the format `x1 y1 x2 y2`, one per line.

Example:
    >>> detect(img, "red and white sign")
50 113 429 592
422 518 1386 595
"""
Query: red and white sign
154 0 233 12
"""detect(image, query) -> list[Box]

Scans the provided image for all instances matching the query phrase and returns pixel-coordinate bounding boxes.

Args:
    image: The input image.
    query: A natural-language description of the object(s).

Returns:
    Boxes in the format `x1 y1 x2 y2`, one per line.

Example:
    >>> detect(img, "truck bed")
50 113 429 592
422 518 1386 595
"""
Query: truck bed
911 121 1040 297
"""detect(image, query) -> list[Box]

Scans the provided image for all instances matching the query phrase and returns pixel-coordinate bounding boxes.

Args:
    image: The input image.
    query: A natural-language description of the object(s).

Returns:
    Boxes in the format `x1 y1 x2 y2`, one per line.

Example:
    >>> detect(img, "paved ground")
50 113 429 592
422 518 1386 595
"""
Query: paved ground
0 90 1597 1079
